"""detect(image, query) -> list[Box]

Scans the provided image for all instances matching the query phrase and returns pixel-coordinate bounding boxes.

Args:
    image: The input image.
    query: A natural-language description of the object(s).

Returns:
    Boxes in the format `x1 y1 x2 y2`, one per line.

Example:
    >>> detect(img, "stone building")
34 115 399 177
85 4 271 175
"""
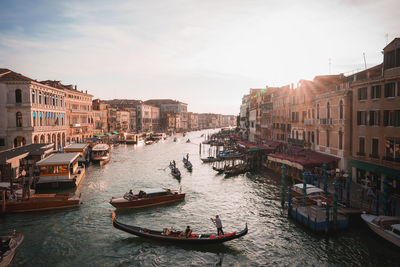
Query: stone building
187 112 198 131
349 38 400 188
144 99 188 132
41 81 93 143
0 69 67 150
92 99 108 135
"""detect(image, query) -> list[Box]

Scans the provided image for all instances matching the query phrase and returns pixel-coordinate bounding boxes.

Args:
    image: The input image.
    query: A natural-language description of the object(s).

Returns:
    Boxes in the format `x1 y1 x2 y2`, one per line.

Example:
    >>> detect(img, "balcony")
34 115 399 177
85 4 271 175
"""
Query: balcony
383 156 400 162
288 138 305 147
320 118 333 125
304 119 314 125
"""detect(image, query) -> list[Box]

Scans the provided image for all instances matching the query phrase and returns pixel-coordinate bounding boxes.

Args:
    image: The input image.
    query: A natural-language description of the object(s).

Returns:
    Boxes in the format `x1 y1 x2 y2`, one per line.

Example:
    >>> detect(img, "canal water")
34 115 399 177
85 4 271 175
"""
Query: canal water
1 130 399 266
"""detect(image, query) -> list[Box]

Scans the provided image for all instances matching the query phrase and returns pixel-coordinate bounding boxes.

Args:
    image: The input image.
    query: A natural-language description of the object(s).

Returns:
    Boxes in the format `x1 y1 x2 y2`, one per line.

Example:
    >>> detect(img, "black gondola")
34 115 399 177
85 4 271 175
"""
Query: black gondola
111 213 248 244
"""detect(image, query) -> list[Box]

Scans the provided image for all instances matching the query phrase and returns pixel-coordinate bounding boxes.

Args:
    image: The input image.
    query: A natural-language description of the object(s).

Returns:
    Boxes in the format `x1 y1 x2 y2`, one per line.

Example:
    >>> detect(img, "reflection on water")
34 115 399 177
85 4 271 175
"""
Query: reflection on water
1 130 400 266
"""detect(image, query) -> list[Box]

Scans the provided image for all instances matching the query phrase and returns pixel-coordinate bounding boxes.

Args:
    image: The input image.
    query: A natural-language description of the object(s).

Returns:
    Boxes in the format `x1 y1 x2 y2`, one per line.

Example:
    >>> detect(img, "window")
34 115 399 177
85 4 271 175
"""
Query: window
384 50 395 69
339 100 343 119
326 130 330 147
357 111 367 125
358 137 365 156
384 83 396 97
383 110 400 127
15 89 22 103
358 87 367 100
371 139 379 158
33 111 36 127
316 129 319 145
339 131 343 150
0 138 4 146
369 111 380 126
317 104 320 119
327 102 330 119
32 90 35 103
16 112 22 127
39 92 42 104
398 82 400 96
385 138 400 162
371 85 381 99
311 131 314 143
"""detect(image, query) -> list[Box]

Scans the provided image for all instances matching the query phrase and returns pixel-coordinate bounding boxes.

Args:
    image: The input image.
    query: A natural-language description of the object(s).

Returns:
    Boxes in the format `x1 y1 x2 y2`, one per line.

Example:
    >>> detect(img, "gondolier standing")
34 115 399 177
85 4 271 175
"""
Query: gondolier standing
211 215 224 235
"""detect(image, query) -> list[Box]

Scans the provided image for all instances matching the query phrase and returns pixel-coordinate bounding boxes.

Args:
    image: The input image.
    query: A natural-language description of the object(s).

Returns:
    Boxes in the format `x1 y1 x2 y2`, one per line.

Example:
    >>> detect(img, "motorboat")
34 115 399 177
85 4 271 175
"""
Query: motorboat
361 214 400 247
91 144 111 165
109 188 185 209
0 232 24 266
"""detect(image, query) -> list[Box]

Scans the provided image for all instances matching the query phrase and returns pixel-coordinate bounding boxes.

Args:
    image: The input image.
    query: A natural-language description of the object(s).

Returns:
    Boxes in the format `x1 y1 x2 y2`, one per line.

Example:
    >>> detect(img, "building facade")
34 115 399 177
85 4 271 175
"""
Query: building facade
0 69 67 150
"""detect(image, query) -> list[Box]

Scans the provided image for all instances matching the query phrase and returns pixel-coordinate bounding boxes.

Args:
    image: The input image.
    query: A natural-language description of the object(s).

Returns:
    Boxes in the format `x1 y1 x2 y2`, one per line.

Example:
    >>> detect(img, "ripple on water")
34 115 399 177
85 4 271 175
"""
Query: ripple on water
2 130 400 266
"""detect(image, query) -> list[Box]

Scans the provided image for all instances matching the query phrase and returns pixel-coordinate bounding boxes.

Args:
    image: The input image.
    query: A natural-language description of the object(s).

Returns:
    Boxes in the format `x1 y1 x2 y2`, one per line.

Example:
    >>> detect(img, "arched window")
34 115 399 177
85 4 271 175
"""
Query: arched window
339 100 343 119
39 92 42 104
339 130 343 150
16 112 22 127
32 90 35 103
327 102 330 119
317 104 320 119
33 111 36 126
15 89 22 103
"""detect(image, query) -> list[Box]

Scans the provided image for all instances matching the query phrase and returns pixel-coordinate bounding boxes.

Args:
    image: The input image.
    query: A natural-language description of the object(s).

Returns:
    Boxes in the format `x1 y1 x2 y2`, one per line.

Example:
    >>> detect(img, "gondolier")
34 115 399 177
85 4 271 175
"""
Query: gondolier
211 215 224 235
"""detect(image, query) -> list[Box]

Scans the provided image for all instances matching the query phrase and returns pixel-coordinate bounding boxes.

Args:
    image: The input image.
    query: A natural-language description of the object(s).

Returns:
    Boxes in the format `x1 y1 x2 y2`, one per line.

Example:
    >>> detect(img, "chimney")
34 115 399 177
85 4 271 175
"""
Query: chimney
75 85 77 90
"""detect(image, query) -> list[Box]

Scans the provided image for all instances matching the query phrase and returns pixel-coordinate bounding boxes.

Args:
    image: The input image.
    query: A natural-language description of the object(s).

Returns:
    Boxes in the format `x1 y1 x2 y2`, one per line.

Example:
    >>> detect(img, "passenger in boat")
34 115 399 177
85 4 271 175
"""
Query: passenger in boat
211 215 224 235
185 226 192 238
186 153 189 160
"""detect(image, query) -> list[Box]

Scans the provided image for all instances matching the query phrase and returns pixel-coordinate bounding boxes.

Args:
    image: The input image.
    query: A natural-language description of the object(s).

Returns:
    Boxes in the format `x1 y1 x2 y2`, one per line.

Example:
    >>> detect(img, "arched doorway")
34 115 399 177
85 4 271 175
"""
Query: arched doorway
47 134 51 143
40 135 45 143
57 133 61 150
52 134 56 149
34 135 39 144
14 136 26 147
62 133 66 147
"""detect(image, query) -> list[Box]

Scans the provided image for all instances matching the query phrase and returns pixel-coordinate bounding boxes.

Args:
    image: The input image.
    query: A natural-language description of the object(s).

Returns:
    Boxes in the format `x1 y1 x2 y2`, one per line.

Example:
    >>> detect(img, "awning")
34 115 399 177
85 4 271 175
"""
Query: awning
105 133 112 136
248 148 261 152
112 132 118 134
95 134 105 137
349 160 400 177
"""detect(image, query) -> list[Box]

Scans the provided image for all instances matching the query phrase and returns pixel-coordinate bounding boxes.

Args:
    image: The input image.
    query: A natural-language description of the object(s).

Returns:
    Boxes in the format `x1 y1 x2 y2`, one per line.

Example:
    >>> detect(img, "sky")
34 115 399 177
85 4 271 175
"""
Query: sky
0 0 399 115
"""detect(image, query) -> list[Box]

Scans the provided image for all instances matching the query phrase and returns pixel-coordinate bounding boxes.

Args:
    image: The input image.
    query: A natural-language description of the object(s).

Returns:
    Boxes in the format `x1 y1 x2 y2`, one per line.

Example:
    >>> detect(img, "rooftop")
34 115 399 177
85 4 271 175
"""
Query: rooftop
144 99 187 105
0 69 35 82
0 144 54 163
37 152 80 166
64 143 89 151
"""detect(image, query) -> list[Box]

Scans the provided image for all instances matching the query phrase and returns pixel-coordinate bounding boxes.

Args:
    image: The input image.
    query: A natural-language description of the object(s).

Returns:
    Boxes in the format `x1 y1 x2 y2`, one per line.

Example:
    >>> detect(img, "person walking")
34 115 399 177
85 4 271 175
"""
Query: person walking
211 215 224 235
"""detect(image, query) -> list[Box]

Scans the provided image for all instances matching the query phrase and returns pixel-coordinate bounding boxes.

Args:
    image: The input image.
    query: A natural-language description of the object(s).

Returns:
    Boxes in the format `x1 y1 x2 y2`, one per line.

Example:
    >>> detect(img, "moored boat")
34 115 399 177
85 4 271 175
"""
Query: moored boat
111 213 248 244
110 188 185 209
3 193 81 213
171 167 181 178
173 137 178 142
224 164 250 177
361 214 400 247
64 143 90 166
91 144 111 165
35 153 85 189
0 232 24 267
200 156 222 163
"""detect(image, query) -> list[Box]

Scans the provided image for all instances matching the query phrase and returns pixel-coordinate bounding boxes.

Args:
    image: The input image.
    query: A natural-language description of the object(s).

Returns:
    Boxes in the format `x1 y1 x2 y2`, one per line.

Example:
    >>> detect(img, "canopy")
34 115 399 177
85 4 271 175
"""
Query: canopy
105 133 112 136
112 132 118 134
349 160 400 177
95 134 105 137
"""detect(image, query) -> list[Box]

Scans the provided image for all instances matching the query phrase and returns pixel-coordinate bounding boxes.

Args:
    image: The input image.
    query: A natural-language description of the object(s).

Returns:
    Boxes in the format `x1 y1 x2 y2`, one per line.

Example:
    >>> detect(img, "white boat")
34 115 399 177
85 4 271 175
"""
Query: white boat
91 144 111 165
361 214 400 247
0 232 24 267
36 153 85 189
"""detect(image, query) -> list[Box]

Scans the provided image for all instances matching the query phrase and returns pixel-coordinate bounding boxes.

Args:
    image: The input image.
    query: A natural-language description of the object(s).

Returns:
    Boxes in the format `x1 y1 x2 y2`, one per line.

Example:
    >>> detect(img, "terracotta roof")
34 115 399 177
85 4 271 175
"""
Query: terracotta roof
0 69 35 82
144 99 187 105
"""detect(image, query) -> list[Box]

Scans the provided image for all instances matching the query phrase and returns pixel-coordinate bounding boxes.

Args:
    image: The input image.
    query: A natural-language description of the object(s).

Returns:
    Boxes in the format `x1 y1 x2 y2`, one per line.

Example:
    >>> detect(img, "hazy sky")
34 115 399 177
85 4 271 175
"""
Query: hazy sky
0 0 399 114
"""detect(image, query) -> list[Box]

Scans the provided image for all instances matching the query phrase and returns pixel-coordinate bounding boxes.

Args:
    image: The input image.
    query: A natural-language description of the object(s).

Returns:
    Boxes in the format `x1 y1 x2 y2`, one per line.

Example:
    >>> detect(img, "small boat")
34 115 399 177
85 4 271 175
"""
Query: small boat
173 137 178 142
200 156 222 163
171 167 181 178
361 214 400 247
4 193 81 213
145 140 154 145
200 134 204 137
183 132 186 137
224 164 250 177
291 183 332 205
186 139 190 143
91 144 111 165
182 157 193 171
110 188 185 209
111 213 248 244
0 232 24 267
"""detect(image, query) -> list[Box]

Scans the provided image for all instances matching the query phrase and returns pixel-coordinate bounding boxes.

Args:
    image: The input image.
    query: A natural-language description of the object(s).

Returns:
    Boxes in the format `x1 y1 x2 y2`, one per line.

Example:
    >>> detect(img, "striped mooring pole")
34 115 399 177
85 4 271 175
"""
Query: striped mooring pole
302 172 307 204
288 186 292 217
325 203 330 234
383 177 389 216
333 180 338 231
281 164 286 207
323 163 328 194
346 170 351 208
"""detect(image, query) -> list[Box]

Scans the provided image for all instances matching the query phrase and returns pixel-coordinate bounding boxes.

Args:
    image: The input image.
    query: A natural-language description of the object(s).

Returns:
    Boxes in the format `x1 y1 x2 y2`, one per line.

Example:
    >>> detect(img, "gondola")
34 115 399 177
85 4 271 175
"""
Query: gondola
182 157 193 171
224 164 250 177
171 167 181 178
111 213 248 244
